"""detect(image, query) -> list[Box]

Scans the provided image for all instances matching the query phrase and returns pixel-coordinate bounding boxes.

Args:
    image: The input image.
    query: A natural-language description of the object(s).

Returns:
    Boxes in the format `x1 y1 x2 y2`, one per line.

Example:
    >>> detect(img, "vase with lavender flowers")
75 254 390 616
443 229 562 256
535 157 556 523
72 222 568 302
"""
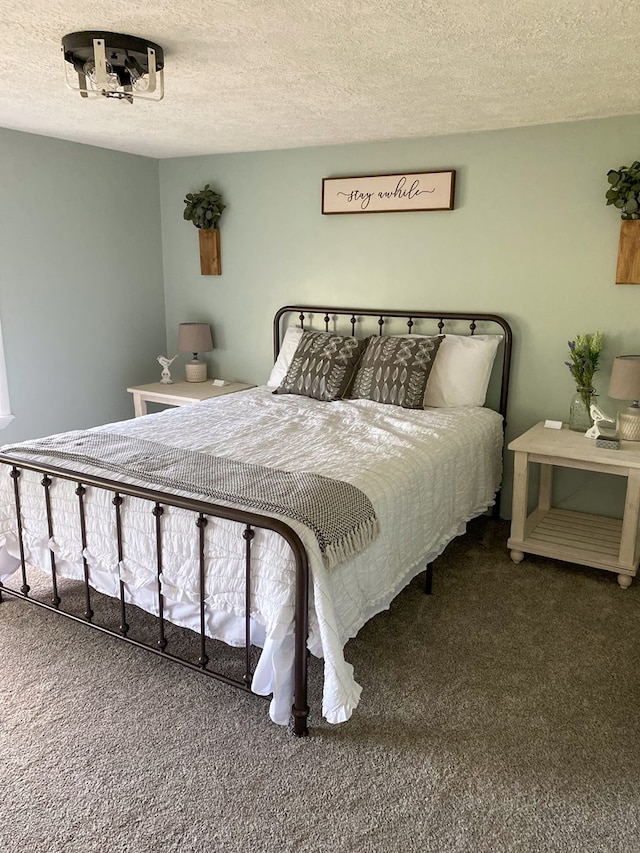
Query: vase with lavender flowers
565 332 604 432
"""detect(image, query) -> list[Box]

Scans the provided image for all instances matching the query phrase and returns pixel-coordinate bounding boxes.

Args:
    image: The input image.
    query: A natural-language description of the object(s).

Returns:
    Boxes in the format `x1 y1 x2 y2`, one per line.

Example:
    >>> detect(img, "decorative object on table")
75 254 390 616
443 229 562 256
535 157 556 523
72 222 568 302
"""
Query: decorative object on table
584 403 617 439
322 170 455 214
178 323 214 382
183 184 226 275
606 161 640 284
565 332 604 432
568 391 594 433
595 434 621 450
608 355 640 441
156 354 178 384
61 31 164 102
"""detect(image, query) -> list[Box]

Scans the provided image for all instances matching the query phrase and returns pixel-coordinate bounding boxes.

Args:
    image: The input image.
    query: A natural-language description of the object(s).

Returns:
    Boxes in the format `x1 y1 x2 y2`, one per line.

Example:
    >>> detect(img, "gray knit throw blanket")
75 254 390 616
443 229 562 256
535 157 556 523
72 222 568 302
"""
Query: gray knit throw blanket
4 431 379 571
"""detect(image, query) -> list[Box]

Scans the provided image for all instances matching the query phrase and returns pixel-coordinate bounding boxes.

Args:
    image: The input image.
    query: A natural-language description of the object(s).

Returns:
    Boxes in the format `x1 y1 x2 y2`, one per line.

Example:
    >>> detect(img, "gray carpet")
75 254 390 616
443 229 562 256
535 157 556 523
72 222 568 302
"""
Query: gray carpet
1 517 639 853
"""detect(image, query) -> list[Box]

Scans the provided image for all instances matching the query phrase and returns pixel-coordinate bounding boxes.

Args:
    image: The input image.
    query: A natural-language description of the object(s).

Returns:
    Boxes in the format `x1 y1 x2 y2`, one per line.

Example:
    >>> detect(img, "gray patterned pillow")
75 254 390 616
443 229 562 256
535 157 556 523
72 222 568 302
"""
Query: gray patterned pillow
349 335 443 409
274 330 368 401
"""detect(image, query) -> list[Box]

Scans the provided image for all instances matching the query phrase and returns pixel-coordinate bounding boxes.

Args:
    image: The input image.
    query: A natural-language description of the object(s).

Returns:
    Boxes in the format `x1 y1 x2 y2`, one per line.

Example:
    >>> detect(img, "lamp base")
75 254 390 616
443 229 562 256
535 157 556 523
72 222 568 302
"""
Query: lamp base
185 360 207 383
617 406 640 441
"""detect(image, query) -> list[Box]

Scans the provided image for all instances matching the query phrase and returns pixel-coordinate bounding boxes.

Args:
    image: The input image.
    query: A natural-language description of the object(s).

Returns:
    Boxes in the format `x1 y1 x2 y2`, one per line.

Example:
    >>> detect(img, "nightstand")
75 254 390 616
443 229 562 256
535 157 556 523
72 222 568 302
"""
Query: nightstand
127 380 253 417
507 422 640 588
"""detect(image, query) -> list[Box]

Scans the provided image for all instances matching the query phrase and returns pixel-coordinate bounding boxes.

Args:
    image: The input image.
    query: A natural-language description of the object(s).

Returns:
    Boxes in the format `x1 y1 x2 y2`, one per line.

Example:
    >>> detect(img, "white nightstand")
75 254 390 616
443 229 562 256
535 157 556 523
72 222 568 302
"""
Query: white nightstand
127 380 253 418
507 422 640 588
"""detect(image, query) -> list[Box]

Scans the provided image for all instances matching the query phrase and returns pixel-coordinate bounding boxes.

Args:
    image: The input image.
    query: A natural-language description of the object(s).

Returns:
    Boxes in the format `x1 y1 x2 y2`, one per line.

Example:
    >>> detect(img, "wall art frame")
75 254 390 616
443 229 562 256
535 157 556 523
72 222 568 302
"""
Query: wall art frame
321 170 456 215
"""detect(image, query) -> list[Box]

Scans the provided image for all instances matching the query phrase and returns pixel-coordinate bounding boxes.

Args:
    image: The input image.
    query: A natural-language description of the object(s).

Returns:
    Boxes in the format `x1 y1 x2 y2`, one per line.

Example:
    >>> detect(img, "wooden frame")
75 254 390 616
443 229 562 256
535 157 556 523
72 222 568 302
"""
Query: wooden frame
322 170 455 215
616 220 640 285
198 228 221 276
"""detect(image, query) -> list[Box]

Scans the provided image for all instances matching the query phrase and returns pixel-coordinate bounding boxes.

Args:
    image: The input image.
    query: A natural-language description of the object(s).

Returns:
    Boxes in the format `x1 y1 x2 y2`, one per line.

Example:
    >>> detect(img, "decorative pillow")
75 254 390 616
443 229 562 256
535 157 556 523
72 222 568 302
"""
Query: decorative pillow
267 326 304 388
274 330 368 401
423 334 502 407
349 335 443 409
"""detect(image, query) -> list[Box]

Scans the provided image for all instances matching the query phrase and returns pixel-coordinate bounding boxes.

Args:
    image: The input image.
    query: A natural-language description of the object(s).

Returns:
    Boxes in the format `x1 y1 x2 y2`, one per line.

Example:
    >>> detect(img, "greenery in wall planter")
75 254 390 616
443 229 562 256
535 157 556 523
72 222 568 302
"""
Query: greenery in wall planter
607 161 640 286
183 184 226 275
606 161 640 219
183 184 226 228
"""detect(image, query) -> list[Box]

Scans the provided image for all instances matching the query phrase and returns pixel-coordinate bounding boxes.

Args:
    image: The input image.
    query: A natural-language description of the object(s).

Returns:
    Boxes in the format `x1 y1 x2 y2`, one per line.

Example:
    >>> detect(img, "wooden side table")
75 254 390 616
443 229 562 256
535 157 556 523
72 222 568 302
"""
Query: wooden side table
127 380 253 417
507 422 640 588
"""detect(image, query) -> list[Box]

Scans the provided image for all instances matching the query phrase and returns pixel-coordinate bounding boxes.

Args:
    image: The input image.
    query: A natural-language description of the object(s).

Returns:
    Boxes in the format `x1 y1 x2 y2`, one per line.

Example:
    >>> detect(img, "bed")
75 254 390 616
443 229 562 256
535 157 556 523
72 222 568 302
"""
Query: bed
0 305 512 735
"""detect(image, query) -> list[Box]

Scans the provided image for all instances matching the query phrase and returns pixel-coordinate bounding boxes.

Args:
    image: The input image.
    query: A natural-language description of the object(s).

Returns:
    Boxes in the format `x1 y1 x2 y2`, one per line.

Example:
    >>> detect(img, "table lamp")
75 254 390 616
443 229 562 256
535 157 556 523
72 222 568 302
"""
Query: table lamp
178 322 213 382
608 354 640 441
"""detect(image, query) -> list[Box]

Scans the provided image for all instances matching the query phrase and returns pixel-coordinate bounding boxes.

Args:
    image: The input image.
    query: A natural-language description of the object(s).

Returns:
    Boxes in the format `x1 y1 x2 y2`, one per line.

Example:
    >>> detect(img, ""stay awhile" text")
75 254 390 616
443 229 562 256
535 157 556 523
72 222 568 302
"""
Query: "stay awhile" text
336 176 436 210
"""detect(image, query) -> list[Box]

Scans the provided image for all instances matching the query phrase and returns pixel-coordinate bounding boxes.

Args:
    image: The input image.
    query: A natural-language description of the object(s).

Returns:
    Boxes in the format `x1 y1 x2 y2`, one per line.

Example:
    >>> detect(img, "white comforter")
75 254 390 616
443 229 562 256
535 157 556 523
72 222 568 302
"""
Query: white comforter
0 387 503 725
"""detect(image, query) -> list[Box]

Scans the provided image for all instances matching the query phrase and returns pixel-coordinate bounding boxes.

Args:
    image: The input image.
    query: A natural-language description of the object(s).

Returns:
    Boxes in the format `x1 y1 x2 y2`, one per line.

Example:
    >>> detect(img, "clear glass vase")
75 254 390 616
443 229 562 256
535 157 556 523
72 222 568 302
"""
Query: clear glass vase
569 387 595 432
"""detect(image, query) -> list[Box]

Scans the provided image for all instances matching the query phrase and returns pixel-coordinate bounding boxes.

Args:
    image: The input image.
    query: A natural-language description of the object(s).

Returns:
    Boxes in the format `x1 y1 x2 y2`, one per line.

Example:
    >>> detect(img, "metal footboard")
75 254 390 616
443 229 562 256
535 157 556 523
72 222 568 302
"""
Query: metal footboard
0 456 311 737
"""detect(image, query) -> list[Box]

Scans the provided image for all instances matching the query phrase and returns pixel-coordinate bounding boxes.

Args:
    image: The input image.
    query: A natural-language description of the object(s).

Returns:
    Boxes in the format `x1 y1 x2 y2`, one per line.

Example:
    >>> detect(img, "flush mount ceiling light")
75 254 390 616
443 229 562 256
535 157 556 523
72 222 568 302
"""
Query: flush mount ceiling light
61 31 164 103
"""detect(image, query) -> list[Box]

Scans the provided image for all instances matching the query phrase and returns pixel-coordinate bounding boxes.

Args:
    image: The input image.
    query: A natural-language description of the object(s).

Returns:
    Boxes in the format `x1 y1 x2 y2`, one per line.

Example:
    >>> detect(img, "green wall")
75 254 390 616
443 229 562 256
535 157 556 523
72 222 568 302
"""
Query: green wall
159 114 640 516
2 115 638 517
0 128 166 443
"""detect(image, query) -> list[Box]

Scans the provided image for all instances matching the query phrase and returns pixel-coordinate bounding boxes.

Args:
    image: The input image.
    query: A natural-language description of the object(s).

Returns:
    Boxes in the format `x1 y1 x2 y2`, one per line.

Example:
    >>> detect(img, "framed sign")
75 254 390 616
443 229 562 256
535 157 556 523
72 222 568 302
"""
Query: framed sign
322 170 455 215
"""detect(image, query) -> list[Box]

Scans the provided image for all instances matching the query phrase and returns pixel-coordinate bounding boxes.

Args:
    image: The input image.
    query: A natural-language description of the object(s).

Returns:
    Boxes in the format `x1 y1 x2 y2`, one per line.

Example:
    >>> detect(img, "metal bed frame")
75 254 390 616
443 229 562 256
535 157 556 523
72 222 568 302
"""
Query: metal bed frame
0 305 512 737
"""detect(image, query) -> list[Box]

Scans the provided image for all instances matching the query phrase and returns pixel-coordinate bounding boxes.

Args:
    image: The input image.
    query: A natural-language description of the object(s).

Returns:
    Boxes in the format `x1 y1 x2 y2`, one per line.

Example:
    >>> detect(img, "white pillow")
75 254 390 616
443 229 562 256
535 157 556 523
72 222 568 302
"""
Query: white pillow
266 326 304 388
423 334 502 407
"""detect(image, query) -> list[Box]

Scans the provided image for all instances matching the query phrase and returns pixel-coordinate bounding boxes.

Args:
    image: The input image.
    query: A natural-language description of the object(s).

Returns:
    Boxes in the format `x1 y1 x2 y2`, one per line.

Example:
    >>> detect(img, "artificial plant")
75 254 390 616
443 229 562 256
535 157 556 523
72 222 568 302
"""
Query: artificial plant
183 184 226 229
606 161 640 219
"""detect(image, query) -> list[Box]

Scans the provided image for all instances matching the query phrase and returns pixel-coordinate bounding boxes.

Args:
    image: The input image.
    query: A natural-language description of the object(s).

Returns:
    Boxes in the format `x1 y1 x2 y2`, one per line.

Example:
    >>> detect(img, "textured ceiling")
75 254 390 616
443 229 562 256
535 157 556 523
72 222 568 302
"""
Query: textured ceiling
2 0 639 159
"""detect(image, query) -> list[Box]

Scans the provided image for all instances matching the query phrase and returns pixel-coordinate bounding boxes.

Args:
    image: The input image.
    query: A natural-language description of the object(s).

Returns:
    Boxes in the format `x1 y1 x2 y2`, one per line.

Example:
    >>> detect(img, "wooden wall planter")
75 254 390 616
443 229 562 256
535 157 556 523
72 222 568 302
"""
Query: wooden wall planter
198 228 221 276
616 220 640 285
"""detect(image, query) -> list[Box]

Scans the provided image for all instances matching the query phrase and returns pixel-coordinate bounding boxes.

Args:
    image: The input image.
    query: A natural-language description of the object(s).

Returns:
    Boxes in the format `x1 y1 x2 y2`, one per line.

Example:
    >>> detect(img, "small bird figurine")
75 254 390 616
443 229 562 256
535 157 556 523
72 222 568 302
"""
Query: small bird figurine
157 354 178 384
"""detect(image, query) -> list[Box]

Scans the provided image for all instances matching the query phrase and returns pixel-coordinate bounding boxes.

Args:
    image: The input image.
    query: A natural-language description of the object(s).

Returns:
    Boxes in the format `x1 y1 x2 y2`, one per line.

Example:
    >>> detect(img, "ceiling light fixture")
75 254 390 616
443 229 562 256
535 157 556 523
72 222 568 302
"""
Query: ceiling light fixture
61 31 164 103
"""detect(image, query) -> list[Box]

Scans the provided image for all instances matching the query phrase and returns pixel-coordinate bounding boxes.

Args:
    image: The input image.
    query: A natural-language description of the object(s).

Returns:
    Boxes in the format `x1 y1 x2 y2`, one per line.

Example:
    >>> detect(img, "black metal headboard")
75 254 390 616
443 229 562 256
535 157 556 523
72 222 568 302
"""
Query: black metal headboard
273 305 513 423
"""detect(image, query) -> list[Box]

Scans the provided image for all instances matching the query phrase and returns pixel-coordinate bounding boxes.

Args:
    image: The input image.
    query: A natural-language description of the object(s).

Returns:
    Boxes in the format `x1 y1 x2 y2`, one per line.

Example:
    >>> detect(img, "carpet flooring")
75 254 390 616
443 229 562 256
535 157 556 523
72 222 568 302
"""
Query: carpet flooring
1 517 639 853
